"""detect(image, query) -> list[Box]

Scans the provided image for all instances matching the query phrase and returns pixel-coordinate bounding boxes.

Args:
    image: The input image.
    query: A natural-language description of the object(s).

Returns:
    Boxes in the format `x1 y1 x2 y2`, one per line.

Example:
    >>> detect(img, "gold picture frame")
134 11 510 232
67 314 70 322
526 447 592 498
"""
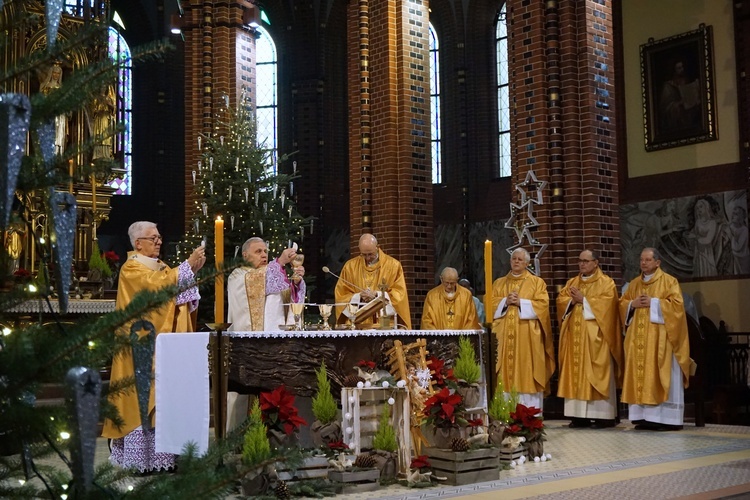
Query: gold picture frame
640 24 717 152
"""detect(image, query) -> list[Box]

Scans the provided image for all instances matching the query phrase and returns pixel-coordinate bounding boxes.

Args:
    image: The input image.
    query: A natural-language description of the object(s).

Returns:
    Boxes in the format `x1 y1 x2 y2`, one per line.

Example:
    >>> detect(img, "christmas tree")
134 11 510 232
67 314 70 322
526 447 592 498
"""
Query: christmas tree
0 2 275 497
178 94 312 316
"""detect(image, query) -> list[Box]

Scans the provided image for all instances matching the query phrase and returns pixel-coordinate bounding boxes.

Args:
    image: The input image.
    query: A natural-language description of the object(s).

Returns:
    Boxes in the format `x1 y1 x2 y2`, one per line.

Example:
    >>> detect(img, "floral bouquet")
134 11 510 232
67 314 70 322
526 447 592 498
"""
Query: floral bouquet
259 385 307 447
423 387 469 449
503 403 545 458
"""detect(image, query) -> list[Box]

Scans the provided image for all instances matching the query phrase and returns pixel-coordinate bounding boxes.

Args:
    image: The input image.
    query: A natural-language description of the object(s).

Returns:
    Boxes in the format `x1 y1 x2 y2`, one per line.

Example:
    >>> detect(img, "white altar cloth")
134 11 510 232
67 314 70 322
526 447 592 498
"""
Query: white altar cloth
155 332 210 455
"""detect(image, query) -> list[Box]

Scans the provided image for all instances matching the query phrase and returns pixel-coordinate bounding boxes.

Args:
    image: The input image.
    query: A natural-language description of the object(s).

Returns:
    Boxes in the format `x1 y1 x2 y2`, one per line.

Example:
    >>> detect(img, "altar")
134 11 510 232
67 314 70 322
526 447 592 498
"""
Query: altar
213 328 489 441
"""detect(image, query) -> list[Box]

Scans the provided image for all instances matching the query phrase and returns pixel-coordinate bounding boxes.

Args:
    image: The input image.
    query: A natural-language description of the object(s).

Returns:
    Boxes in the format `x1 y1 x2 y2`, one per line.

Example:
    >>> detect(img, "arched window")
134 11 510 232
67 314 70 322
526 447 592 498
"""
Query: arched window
254 26 278 175
108 25 132 194
496 4 510 178
429 24 442 184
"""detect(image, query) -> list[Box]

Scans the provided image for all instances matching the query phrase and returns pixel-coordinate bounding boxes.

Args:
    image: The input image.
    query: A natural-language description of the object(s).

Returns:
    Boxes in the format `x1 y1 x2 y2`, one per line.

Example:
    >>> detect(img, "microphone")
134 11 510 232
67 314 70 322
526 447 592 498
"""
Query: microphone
322 266 367 293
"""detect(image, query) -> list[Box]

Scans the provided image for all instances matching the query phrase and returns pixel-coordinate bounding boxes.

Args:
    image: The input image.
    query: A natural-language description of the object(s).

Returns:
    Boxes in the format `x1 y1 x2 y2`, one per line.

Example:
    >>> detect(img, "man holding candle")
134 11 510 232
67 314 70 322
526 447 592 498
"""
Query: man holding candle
102 221 205 473
421 267 481 330
491 247 555 410
334 233 411 329
556 250 623 428
226 237 306 332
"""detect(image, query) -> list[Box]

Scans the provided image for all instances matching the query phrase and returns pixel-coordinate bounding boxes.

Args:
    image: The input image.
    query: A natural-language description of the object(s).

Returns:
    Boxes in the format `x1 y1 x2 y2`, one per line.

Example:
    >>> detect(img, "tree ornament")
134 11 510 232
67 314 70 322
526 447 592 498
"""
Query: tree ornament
50 192 76 313
209 157 213 170
129 320 156 429
192 170 196 185
209 181 214 195
45 0 65 51
230 215 235 230
235 157 240 172
259 221 263 234
202 202 208 216
220 135 224 146
246 168 252 183
65 367 101 495
234 245 240 258
198 160 202 172
280 188 286 208
198 136 202 150
244 187 249 203
0 94 31 227
293 160 297 174
194 218 199 235
228 185 232 202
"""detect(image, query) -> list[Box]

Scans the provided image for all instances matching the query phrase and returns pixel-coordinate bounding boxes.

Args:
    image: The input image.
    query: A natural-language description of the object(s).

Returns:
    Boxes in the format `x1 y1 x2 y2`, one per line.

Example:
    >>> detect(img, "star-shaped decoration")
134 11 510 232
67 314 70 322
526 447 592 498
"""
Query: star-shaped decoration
82 372 99 396
515 170 548 206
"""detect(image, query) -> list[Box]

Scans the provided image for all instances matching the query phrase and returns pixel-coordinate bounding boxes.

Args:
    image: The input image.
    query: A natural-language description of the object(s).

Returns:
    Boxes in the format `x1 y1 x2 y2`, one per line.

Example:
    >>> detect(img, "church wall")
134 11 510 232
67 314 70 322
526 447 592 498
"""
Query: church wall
681 279 750 332
621 0 740 178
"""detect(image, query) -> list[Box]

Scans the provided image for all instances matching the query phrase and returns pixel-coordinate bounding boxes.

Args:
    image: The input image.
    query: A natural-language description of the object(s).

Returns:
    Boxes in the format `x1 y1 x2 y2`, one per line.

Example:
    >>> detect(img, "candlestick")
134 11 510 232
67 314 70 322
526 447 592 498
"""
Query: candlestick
484 240 492 321
68 160 74 193
215 216 225 324
91 175 97 241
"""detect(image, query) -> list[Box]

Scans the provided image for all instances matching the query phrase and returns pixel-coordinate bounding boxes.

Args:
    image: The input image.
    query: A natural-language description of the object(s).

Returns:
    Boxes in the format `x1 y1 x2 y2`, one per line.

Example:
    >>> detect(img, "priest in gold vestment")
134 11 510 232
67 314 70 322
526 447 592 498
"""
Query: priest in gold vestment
491 248 555 410
620 247 691 431
421 267 481 330
557 250 623 428
334 233 411 329
102 221 206 472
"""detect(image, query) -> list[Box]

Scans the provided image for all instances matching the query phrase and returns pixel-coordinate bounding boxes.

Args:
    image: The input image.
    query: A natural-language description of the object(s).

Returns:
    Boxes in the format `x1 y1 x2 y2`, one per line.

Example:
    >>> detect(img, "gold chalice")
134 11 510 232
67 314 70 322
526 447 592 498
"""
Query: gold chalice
292 253 304 283
318 304 332 330
290 302 305 330
346 302 359 330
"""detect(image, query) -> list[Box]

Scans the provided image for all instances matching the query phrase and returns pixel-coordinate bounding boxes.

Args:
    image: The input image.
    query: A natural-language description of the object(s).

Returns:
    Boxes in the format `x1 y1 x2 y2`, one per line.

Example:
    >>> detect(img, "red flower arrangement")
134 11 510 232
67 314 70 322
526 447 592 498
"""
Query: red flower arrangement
13 268 30 278
423 387 468 429
260 385 308 436
410 455 431 470
504 403 545 441
103 251 119 264
426 356 456 389
356 359 376 370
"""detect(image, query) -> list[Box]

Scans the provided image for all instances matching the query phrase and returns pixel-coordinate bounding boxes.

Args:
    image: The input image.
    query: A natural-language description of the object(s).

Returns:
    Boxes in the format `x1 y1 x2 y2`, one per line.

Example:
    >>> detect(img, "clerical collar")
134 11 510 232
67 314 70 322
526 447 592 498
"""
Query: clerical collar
642 272 655 282
581 274 592 280
511 272 524 277
367 254 380 267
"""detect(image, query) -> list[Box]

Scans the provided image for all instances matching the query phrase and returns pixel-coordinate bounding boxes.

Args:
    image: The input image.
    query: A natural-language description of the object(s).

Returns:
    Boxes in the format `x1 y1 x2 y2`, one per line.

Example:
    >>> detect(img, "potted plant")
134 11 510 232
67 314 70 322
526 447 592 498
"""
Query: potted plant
426 356 456 390
487 379 518 446
504 403 546 459
260 385 307 449
241 398 275 496
310 361 342 447
87 241 112 282
366 403 398 480
452 336 482 409
423 386 468 449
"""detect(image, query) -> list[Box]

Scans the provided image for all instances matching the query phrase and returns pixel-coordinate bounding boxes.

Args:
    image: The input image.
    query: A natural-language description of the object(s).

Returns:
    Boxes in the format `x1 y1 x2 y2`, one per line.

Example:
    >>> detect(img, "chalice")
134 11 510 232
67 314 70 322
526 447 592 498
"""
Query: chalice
290 302 305 330
347 302 359 330
291 253 304 283
318 304 333 330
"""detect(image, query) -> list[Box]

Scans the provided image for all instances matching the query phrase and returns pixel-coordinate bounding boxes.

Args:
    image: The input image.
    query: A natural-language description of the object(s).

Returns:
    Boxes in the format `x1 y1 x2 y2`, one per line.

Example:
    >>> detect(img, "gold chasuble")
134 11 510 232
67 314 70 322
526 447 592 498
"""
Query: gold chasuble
335 249 411 329
619 268 691 405
244 266 267 330
102 252 193 439
421 284 480 330
491 270 555 395
556 268 623 401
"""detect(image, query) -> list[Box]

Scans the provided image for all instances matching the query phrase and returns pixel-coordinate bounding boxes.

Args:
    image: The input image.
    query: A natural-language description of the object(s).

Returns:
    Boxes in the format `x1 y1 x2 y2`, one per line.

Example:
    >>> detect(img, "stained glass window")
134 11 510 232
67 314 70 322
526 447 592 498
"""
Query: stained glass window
255 27 278 175
496 5 510 178
429 24 442 184
107 26 131 194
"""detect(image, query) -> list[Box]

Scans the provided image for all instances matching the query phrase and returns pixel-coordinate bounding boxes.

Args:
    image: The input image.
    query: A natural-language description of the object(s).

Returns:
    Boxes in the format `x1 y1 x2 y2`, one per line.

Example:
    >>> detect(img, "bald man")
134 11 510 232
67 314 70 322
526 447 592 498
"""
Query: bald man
421 267 481 330
334 233 411 329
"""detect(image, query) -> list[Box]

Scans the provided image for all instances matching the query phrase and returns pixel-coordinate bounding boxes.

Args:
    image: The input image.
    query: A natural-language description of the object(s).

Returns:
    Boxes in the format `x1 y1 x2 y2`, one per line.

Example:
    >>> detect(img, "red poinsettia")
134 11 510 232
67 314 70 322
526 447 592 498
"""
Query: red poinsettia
103 251 119 263
13 268 30 277
504 403 545 441
327 440 349 452
423 387 468 429
410 455 431 469
260 385 308 436
427 356 456 389
356 359 376 370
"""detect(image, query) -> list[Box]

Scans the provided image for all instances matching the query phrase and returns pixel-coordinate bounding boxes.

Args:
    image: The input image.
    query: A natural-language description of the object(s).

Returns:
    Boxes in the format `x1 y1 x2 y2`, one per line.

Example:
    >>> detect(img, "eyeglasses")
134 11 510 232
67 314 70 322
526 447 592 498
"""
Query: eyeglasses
578 259 595 264
138 235 163 244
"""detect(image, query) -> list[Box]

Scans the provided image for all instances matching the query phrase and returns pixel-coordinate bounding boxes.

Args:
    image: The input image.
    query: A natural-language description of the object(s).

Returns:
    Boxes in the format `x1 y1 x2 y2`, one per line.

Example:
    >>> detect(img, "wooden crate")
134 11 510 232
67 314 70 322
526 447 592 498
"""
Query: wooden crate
341 387 410 475
498 445 526 463
275 456 329 483
425 446 500 485
328 468 380 493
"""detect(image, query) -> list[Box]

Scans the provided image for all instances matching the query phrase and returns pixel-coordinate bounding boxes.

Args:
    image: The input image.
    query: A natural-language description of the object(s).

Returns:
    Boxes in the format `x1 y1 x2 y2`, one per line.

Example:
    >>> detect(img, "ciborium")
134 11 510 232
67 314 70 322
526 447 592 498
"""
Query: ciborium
290 302 305 330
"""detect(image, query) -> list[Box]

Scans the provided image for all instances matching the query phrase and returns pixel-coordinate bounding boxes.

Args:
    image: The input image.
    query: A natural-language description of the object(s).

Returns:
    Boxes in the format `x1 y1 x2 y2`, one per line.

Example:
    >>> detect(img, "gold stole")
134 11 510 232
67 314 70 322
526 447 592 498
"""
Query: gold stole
244 267 267 331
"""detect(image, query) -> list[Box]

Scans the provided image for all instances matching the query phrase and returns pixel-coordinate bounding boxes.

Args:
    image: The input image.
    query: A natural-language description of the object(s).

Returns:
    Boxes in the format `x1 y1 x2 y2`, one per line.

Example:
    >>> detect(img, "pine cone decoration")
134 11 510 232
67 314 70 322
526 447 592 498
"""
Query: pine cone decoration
274 480 291 499
451 437 471 452
343 374 365 387
354 453 377 468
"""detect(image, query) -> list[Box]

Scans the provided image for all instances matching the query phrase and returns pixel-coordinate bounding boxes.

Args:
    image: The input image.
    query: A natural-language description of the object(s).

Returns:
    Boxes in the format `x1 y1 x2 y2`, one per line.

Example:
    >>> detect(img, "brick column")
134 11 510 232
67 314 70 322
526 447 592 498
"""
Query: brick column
347 0 434 327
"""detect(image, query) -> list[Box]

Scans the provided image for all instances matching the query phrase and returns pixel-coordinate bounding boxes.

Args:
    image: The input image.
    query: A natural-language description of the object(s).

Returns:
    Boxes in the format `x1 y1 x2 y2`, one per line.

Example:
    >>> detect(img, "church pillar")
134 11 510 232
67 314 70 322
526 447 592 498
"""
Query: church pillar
347 0 435 326
508 0 620 286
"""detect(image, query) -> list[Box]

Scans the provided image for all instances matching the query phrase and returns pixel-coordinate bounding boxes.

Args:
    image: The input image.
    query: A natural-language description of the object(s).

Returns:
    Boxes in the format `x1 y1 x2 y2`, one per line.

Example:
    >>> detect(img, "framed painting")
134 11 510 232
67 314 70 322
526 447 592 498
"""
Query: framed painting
640 25 717 152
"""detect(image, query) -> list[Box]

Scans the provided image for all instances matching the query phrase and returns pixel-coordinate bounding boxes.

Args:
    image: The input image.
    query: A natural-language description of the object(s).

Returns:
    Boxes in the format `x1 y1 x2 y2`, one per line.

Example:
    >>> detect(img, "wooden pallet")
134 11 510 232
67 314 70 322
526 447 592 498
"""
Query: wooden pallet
425 446 500 485
275 456 329 483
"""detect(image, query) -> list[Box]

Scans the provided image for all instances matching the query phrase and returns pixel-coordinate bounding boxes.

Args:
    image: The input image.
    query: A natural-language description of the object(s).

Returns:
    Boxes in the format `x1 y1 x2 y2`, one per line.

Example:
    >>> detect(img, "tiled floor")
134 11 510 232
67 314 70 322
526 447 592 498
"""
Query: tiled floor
346 420 750 500
31 419 750 498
